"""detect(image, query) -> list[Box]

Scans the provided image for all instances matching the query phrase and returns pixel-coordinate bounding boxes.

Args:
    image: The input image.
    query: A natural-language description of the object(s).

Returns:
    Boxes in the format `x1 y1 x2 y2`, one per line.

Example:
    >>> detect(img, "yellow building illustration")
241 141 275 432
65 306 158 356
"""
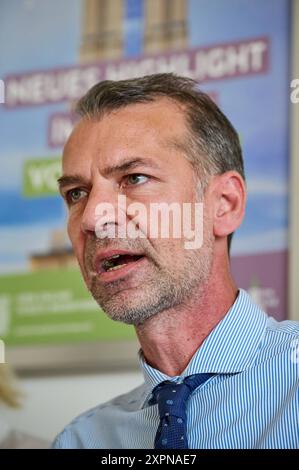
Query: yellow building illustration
30 230 77 270
80 0 124 62
79 0 188 62
144 0 187 53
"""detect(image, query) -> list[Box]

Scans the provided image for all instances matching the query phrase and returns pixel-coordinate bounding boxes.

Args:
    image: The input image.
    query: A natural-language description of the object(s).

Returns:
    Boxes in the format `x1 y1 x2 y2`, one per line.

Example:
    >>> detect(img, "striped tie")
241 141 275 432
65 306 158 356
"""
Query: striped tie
150 373 214 449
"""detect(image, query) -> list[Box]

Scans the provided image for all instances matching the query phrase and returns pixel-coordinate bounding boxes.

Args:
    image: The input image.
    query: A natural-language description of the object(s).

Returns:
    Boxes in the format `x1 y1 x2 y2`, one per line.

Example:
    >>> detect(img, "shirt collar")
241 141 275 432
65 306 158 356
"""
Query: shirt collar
138 288 268 407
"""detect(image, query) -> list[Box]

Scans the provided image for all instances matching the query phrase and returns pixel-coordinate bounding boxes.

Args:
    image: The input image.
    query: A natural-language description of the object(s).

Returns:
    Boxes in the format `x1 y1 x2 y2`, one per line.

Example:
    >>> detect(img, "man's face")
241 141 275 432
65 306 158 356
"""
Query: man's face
60 98 214 325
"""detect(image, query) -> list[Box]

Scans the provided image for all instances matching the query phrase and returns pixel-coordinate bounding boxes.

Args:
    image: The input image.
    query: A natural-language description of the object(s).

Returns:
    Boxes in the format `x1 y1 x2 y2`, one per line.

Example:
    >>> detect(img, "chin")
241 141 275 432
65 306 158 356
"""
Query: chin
98 296 148 325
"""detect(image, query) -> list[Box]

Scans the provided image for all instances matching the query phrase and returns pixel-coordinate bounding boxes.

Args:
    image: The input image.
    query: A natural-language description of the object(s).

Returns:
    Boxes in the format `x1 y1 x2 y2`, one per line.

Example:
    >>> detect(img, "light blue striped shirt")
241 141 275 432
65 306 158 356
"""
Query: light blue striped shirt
52 289 299 449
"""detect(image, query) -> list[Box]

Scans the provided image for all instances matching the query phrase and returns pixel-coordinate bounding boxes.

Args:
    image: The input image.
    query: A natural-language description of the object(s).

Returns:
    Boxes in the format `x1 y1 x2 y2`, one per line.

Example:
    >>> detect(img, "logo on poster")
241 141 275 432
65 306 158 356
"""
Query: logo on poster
290 79 299 104
0 295 10 337
0 79 5 104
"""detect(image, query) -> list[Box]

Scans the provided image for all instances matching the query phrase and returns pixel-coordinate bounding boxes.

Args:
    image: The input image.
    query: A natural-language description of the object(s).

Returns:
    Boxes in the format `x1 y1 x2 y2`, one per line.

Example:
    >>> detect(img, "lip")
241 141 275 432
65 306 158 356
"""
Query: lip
94 249 146 283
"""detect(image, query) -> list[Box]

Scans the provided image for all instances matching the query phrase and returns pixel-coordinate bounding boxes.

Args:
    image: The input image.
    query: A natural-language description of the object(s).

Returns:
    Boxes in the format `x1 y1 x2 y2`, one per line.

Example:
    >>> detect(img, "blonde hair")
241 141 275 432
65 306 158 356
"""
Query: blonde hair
0 364 22 408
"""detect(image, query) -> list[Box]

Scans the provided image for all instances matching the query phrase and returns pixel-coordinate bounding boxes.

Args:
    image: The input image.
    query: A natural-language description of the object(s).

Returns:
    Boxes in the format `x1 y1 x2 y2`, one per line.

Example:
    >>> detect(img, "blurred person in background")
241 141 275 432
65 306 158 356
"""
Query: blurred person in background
0 364 49 448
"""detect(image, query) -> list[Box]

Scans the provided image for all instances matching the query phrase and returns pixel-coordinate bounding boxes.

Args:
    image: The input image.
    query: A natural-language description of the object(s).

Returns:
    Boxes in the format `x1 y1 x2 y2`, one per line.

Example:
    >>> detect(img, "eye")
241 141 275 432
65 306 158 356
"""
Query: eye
66 188 88 205
121 174 149 188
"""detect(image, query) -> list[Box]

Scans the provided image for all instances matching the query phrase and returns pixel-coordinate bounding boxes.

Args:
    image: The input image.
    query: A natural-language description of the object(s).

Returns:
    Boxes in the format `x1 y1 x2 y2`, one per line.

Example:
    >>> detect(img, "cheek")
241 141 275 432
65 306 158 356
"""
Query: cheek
67 215 84 261
149 237 186 265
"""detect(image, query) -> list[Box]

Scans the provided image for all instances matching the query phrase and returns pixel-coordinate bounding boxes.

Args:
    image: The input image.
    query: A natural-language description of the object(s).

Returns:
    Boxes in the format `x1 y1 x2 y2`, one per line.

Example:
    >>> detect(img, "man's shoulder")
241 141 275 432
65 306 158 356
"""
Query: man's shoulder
52 382 146 449
264 315 299 340
256 314 299 364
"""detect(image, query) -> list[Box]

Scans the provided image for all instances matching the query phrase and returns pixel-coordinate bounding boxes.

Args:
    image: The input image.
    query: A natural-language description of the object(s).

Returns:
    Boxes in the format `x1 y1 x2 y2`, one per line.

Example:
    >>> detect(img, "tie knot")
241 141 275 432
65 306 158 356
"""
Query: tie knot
150 373 214 418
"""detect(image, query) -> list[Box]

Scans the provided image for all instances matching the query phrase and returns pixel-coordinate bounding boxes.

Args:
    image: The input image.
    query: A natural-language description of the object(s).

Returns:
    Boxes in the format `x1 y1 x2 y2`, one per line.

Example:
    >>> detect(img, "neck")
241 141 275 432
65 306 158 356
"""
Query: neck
135 255 238 377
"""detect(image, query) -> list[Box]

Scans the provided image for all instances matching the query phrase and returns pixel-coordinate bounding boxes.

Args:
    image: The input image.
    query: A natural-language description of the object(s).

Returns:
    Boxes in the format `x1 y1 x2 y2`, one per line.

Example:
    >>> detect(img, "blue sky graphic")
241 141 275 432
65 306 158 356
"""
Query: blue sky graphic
0 0 290 271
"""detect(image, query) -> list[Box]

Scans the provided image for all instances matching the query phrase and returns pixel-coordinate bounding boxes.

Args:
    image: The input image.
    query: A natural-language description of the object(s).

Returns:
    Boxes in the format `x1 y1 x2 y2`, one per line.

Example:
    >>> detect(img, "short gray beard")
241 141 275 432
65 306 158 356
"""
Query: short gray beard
87 237 214 327
86 182 214 326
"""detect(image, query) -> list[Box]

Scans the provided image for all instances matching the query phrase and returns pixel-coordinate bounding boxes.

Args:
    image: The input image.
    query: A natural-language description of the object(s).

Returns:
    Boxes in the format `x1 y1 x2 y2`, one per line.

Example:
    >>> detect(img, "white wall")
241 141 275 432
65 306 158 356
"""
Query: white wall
1 370 143 444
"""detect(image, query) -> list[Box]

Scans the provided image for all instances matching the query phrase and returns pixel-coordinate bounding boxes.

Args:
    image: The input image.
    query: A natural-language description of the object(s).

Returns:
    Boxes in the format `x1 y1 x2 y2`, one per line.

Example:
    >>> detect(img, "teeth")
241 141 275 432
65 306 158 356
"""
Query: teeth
107 263 127 272
102 254 122 271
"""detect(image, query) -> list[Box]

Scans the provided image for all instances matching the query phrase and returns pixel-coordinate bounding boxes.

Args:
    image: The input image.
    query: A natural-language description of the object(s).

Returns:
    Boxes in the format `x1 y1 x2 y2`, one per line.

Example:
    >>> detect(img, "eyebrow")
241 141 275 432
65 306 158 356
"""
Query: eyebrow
102 157 160 177
57 157 160 191
57 174 90 193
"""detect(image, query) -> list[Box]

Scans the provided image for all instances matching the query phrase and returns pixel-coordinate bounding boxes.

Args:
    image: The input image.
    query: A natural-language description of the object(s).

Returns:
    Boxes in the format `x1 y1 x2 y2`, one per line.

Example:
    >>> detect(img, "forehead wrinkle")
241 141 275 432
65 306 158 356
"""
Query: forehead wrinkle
62 100 190 181
57 174 91 193
101 156 161 178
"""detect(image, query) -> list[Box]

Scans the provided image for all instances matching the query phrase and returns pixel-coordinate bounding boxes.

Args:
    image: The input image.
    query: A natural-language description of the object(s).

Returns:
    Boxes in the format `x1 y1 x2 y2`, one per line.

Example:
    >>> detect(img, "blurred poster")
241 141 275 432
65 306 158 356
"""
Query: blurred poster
0 0 290 351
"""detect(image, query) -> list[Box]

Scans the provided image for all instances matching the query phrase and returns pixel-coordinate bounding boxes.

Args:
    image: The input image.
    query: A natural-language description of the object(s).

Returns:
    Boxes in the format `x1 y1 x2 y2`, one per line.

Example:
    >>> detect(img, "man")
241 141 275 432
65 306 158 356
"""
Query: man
53 73 299 449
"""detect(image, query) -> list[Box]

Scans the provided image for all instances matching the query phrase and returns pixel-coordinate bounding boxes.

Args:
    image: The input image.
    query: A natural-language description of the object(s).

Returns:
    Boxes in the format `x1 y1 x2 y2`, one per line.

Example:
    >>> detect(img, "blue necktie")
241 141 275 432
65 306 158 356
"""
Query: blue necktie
150 373 214 449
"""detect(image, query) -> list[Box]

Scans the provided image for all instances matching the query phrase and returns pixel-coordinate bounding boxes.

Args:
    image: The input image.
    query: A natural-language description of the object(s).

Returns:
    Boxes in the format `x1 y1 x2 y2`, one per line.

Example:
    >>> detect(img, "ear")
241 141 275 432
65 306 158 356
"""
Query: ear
210 171 246 239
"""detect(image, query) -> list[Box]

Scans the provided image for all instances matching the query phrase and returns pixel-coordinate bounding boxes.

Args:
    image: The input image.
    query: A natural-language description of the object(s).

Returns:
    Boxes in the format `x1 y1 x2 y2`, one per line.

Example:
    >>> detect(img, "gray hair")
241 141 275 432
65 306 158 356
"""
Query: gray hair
76 73 245 253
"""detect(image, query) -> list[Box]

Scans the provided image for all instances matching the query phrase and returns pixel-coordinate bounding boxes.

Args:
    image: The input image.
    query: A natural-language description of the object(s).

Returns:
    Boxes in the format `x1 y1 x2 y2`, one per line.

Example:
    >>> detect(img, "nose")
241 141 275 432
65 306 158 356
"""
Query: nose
80 183 126 237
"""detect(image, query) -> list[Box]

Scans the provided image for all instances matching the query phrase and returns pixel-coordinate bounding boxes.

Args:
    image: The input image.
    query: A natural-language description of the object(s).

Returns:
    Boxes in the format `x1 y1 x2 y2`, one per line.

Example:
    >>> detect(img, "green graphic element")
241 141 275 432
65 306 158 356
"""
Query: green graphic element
23 157 62 197
0 339 4 363
0 268 135 346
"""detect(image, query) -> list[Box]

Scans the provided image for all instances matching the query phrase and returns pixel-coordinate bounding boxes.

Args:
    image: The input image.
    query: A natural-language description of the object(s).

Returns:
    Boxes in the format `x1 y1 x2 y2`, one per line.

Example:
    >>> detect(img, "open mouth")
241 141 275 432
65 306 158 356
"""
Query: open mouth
100 253 145 273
